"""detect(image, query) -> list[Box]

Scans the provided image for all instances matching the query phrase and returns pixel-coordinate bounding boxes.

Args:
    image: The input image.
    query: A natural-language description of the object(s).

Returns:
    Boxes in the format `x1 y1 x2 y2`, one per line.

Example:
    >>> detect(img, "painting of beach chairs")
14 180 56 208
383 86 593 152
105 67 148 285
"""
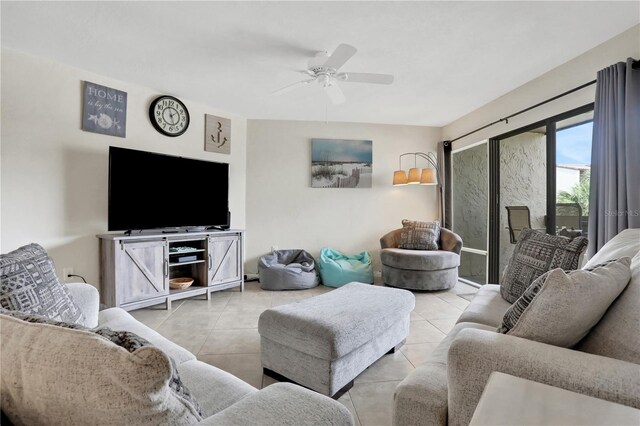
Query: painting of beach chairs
311 139 372 188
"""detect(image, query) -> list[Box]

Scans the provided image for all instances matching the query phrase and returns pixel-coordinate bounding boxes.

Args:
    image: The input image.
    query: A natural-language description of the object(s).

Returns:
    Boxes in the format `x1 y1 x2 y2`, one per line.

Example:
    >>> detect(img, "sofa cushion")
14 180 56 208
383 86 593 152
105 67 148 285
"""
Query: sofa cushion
176 360 257 417
201 383 354 426
381 248 459 271
456 284 511 328
0 243 85 324
99 307 196 365
577 232 640 364
0 314 203 425
500 229 588 303
498 258 632 347
399 219 441 250
582 228 640 269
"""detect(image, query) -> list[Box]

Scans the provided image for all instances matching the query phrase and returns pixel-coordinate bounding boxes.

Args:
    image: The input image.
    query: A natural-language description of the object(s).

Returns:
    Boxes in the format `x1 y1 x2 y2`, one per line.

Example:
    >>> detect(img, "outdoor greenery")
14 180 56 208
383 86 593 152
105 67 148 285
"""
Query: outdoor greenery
557 171 590 213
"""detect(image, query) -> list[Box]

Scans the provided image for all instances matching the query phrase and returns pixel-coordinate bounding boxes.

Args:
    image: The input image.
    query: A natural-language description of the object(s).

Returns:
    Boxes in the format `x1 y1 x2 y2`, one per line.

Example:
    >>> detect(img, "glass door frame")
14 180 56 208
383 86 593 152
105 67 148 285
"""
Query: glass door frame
487 103 594 283
451 139 489 287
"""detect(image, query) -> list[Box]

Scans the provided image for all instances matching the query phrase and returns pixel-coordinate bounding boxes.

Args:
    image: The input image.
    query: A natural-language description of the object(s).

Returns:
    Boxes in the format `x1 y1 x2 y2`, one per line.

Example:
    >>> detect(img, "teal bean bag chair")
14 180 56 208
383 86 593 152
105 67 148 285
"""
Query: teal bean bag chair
317 248 374 288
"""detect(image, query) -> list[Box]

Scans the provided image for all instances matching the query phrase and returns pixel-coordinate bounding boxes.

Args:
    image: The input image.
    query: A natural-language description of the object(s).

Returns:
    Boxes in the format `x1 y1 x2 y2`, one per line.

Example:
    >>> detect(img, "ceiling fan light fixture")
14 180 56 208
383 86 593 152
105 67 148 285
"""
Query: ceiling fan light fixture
272 43 394 105
317 74 330 86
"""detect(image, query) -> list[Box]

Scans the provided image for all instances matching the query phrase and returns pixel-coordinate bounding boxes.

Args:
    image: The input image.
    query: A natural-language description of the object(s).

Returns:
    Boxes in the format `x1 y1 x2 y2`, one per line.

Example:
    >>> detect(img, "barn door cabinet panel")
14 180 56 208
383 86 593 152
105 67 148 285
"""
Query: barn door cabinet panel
117 240 169 304
208 234 243 288
98 230 244 310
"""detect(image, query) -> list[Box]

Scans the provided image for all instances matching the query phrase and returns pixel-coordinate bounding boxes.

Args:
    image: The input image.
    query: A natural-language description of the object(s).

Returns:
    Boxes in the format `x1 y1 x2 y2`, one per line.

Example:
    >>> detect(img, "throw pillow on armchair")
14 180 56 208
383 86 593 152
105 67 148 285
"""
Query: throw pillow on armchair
399 219 441 250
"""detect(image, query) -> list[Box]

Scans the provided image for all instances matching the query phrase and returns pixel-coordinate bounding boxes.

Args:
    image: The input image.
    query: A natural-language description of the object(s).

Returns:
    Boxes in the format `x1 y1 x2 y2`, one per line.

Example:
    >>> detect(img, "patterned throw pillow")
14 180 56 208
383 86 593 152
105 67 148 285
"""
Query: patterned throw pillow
399 220 441 250
0 308 204 418
498 258 631 347
0 243 85 324
500 229 588 303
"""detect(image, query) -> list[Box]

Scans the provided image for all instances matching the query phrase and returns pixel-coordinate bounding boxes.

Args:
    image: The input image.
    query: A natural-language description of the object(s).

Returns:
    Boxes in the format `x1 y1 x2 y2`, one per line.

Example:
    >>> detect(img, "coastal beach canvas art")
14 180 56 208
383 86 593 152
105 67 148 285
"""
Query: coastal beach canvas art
311 139 372 188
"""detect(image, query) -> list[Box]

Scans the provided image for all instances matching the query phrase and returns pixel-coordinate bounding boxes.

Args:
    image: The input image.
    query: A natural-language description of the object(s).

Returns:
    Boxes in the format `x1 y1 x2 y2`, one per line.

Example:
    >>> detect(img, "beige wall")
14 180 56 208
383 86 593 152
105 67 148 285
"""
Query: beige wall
1 49 247 286
245 120 441 274
444 25 640 149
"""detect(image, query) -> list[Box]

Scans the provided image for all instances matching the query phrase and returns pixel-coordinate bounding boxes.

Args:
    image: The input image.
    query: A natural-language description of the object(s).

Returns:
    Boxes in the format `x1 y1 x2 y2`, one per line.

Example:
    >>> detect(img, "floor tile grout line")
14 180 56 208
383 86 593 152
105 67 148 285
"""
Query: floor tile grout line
346 390 364 426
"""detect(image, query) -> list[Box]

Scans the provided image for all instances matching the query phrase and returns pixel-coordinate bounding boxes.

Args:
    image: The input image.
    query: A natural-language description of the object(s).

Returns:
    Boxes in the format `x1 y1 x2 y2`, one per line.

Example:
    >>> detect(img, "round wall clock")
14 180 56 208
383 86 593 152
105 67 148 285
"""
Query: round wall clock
149 95 190 137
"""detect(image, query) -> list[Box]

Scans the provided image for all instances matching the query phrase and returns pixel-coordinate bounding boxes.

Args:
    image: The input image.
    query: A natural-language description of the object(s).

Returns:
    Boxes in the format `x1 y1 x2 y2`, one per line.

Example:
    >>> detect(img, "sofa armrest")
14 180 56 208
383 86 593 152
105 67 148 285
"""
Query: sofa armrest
447 328 640 426
199 383 353 425
65 283 99 328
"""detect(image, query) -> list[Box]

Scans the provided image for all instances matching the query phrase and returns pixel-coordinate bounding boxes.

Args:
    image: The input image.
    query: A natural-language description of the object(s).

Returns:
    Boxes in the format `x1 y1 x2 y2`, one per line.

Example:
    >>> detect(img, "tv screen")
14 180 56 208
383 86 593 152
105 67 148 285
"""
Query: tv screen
108 147 229 231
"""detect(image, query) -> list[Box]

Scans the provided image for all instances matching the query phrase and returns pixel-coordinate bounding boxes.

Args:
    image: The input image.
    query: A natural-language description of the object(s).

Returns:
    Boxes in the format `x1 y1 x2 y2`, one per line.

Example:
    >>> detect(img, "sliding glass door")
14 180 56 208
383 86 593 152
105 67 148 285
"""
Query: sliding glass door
452 141 488 285
448 104 594 285
497 125 547 282
487 104 594 282
555 111 593 240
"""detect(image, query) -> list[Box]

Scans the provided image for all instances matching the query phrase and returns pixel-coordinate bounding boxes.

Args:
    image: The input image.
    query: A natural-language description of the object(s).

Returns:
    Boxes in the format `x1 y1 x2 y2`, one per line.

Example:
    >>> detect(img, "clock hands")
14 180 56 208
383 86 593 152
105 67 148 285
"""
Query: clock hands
162 107 180 125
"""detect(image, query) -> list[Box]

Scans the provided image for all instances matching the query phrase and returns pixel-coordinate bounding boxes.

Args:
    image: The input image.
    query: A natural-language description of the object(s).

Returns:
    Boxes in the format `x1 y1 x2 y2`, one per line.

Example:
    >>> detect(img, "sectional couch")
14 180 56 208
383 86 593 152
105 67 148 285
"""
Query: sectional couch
393 228 640 425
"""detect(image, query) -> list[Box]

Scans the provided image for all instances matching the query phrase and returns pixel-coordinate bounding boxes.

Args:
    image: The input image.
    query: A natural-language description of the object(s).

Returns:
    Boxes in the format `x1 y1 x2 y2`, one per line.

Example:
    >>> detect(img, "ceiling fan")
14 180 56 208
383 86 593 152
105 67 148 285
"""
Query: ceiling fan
272 43 394 104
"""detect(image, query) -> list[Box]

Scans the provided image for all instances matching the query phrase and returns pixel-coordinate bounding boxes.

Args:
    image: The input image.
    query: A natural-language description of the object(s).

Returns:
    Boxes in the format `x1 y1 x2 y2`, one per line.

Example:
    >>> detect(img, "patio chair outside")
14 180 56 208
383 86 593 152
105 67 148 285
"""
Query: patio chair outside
506 206 531 244
556 202 582 230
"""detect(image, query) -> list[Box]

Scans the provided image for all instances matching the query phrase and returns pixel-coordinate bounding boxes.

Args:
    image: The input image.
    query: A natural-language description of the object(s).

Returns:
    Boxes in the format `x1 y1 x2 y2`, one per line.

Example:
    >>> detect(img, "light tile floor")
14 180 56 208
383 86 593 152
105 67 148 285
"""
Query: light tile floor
130 281 477 426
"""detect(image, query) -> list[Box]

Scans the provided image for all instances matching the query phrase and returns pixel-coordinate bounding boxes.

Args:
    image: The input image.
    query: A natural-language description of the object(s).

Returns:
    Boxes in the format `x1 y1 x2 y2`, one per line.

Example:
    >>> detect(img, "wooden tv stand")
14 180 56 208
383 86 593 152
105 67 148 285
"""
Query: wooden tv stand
97 230 244 311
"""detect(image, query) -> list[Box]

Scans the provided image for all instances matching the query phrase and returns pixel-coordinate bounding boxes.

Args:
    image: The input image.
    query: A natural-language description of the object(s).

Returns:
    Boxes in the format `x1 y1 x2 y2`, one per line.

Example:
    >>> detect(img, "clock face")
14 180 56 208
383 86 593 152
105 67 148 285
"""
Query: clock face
149 96 190 137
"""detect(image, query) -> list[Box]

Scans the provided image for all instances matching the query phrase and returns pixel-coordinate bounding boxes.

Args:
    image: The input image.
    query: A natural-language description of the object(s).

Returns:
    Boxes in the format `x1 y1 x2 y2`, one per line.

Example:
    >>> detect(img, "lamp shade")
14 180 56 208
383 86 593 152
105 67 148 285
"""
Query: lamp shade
393 170 408 186
407 168 421 184
420 168 437 185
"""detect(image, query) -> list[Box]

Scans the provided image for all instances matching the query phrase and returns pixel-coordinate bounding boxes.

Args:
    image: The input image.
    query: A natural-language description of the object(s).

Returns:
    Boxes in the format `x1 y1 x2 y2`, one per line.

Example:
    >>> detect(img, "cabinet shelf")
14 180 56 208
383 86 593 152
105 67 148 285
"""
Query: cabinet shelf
169 248 206 255
169 259 206 267
169 285 207 295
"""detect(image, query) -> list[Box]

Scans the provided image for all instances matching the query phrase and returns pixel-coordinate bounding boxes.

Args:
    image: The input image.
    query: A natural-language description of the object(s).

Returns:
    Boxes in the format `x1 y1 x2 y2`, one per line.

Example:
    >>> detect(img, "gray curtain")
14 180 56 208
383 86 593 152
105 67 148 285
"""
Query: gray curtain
587 57 640 257
436 141 446 225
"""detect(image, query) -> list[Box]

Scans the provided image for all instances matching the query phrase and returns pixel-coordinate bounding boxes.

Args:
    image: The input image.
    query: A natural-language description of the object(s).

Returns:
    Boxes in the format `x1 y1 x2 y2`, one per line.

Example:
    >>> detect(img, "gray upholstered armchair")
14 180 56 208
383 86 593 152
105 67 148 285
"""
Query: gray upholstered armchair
379 228 463 291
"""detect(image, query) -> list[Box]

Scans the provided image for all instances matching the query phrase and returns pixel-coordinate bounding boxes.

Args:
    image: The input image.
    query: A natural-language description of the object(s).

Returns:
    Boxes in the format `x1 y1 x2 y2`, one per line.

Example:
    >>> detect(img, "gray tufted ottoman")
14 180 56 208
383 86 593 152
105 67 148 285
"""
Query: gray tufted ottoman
258 282 415 398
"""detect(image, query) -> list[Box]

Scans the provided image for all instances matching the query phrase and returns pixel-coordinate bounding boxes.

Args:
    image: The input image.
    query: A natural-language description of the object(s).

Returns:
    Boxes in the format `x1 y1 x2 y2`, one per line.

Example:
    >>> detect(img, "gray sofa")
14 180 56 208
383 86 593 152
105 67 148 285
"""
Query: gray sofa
380 228 463 290
393 228 640 425
4 284 353 425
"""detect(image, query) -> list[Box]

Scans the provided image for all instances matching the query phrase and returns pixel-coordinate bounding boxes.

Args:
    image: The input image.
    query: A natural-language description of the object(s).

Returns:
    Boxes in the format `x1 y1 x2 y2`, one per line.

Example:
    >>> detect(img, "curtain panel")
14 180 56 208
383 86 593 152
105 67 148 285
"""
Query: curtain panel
588 58 640 257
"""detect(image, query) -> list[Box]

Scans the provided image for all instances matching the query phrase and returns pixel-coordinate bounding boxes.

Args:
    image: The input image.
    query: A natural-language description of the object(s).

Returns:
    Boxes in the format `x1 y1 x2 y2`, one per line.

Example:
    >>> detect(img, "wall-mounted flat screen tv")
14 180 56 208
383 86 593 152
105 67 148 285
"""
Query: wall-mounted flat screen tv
108 147 229 231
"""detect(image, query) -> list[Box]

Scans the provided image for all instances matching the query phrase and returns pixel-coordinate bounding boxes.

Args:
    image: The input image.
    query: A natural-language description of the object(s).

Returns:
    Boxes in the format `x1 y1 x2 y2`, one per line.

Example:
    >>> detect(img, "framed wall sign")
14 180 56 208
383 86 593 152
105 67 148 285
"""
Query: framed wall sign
205 114 231 154
82 81 127 138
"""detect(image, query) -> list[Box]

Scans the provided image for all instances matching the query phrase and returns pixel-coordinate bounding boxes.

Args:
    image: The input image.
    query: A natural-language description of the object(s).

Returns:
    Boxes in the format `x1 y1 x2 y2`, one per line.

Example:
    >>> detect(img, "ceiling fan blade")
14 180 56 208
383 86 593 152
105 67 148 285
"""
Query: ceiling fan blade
324 83 346 105
338 72 394 85
271 78 315 95
322 44 357 70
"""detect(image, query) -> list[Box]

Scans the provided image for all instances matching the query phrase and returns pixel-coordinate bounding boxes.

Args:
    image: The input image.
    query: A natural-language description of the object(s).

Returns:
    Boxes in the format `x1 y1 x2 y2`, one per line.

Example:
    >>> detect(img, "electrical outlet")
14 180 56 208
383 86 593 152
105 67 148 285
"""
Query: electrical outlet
271 245 278 253
62 267 74 283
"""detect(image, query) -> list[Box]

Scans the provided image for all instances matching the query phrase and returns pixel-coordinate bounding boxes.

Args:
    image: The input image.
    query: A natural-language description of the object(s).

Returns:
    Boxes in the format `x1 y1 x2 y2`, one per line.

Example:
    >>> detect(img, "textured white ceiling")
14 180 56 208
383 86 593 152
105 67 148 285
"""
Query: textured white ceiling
2 1 638 126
